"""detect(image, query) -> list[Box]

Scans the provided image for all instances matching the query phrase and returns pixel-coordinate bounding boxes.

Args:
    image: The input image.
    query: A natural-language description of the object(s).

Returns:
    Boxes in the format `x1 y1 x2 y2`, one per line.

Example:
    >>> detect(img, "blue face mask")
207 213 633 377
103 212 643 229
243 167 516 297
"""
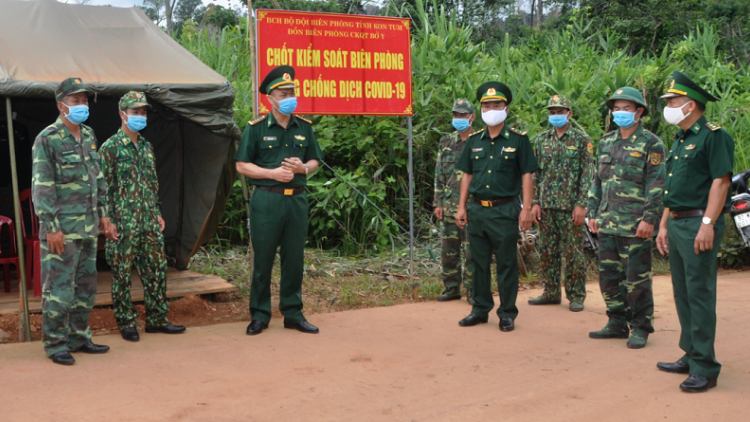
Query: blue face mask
452 118 471 132
612 111 637 128
64 104 89 125
548 114 569 128
125 114 147 132
274 97 297 115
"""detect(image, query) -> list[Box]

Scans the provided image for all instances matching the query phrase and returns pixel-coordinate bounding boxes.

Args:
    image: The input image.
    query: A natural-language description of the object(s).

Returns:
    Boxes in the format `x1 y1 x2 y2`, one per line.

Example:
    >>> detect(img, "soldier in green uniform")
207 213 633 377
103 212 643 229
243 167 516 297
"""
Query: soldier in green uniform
454 82 539 332
32 78 115 365
529 95 595 312
99 92 186 342
655 71 733 393
434 99 475 304
587 87 666 349
236 65 324 336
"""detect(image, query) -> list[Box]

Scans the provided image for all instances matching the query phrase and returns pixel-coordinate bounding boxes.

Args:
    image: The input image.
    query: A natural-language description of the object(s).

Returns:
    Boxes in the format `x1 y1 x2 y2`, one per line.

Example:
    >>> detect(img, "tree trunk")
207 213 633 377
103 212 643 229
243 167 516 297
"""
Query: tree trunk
165 0 174 33
536 0 543 27
530 0 535 27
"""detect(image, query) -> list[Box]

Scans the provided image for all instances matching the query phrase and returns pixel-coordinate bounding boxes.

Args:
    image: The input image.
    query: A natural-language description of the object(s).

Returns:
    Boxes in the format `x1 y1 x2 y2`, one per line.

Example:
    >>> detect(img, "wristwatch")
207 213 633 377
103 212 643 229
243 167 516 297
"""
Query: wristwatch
702 217 715 225
305 164 309 175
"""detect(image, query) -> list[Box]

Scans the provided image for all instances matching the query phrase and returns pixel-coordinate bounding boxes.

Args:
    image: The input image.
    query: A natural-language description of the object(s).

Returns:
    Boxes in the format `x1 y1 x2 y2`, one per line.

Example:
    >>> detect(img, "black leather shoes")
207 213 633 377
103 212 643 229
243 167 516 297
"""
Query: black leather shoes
70 341 110 354
657 360 690 374
680 374 717 393
145 324 187 334
120 327 140 342
458 314 488 327
284 320 320 334
499 317 515 332
246 320 269 335
50 351 75 365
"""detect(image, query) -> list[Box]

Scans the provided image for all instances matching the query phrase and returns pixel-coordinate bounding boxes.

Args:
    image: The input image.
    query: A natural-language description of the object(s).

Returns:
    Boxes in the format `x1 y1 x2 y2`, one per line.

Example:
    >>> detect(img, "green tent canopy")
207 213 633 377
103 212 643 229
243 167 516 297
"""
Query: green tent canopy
0 0 241 268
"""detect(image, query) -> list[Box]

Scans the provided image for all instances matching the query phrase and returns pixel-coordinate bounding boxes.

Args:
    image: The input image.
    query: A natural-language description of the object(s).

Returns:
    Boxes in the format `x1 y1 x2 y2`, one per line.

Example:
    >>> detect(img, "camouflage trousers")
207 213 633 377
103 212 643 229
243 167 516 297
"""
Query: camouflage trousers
538 209 587 303
597 233 654 333
441 215 472 290
106 230 169 330
41 238 97 357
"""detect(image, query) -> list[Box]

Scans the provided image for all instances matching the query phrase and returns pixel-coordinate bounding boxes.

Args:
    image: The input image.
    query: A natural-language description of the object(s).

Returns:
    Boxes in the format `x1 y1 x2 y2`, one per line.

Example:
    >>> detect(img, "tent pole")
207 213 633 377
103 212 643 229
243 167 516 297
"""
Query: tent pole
238 0 258 231
5 97 32 342
408 116 418 299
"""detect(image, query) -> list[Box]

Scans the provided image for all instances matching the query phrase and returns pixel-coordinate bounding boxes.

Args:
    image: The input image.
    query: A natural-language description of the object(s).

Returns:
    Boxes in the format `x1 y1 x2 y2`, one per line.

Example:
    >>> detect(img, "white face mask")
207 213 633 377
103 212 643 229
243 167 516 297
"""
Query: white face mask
482 108 507 126
663 101 692 125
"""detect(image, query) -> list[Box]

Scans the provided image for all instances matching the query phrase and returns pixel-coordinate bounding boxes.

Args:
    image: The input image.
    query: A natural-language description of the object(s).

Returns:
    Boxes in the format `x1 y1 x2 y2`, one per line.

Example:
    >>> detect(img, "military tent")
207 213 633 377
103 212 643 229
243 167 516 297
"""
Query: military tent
0 0 241 269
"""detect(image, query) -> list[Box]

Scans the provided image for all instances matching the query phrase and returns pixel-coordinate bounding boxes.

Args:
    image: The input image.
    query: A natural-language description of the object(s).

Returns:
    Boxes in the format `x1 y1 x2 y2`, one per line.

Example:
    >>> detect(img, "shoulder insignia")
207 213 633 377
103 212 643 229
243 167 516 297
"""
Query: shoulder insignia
248 116 267 126
509 127 527 136
706 122 722 131
296 116 313 125
470 128 486 137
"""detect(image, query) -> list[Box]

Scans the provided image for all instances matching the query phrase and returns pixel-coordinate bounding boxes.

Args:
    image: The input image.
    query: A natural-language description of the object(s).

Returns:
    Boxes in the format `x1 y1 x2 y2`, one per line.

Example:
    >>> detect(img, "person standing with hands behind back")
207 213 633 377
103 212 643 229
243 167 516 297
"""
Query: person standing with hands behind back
454 82 539 332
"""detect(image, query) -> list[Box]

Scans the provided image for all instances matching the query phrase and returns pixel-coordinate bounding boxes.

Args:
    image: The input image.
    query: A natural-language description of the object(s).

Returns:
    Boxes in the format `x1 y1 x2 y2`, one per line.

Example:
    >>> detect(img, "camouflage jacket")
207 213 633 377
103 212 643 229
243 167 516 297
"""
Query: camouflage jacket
99 129 161 235
533 126 595 210
587 124 666 237
433 130 472 214
31 118 108 240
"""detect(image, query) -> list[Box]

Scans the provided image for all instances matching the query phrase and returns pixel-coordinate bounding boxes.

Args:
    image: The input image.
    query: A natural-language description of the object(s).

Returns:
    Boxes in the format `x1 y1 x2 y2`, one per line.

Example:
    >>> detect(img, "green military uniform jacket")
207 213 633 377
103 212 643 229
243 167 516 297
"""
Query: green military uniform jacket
587 124 666 237
455 126 539 199
99 129 161 235
663 116 734 211
234 114 324 187
533 126 595 210
434 130 472 215
31 118 108 240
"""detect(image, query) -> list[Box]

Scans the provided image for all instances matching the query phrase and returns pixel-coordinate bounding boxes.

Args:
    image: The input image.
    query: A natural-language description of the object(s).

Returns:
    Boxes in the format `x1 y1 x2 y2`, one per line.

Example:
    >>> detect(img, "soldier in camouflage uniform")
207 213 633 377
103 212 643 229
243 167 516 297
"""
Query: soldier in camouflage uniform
99 92 186 342
587 87 666 349
32 78 115 365
434 99 475 303
529 95 595 312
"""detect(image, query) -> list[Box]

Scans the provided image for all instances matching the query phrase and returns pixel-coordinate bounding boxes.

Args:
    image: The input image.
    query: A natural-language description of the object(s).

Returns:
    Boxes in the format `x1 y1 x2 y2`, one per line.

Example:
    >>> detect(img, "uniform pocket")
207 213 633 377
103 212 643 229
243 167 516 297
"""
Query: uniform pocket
58 154 83 184
261 139 280 149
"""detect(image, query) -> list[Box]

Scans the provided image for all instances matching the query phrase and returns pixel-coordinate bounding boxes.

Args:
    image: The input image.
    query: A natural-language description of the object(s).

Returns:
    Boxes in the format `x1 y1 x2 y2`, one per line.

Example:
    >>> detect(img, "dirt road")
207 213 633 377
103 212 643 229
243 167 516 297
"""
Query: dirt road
2 273 749 422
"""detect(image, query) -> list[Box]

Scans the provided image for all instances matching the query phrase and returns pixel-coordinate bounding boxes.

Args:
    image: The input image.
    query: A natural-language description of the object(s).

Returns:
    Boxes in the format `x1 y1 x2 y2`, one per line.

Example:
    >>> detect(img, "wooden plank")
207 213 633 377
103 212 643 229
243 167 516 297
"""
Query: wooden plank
0 270 235 315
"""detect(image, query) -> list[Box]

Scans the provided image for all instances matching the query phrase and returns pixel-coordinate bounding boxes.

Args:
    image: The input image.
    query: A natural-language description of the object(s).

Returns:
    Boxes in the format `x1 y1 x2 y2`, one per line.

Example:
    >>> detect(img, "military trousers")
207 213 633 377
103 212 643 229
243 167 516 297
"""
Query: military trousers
106 229 169 330
41 238 97 357
538 209 587 303
249 188 307 324
667 216 725 379
597 233 654 333
441 215 472 290
467 201 520 320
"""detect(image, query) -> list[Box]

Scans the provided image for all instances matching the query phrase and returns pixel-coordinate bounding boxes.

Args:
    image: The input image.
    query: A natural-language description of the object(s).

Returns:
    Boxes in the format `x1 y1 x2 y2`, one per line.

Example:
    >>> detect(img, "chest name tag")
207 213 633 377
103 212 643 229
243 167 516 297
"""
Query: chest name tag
685 144 696 150
263 136 277 141
61 150 76 156
504 147 517 152
472 148 483 152
294 135 306 141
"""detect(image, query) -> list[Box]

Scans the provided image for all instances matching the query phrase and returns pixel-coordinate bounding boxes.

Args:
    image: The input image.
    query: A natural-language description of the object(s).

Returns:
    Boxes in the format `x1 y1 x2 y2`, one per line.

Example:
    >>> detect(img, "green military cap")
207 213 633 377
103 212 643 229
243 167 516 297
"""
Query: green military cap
476 81 513 105
259 65 296 94
606 86 649 116
546 94 572 110
660 71 719 104
55 77 87 101
118 91 152 110
452 98 475 114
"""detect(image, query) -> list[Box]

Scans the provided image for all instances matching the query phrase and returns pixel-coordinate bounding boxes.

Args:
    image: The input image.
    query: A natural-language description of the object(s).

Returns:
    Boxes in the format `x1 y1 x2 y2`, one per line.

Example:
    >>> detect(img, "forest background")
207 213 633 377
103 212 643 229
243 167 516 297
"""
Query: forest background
136 0 750 264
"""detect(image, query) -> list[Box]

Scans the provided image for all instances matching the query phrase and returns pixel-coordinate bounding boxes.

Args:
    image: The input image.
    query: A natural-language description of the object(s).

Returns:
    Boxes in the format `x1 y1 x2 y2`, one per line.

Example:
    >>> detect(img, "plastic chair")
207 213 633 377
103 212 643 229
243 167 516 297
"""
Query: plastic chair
0 215 21 293
18 189 40 297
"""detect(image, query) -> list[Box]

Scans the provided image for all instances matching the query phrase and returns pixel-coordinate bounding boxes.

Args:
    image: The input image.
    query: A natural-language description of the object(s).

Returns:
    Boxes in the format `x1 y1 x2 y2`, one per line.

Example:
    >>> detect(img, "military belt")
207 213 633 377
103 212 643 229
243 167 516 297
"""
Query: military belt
670 207 729 219
256 186 305 196
472 196 514 207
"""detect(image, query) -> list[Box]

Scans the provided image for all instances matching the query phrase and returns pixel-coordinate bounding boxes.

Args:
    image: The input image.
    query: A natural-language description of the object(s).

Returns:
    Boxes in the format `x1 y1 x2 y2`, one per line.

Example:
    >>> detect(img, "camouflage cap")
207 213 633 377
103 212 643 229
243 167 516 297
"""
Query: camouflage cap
546 94 572 110
55 77 87 102
118 91 151 110
452 98 475 114
606 86 649 116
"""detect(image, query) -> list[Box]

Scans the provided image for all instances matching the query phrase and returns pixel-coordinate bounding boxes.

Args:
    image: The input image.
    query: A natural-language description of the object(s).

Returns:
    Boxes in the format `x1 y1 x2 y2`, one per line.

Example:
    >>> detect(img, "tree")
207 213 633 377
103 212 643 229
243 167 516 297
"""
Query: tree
174 0 203 29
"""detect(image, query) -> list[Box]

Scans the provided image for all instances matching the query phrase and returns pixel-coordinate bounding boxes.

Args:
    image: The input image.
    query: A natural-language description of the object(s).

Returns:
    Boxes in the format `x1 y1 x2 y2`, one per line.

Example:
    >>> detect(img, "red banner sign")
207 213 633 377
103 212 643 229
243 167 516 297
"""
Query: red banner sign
255 10 413 116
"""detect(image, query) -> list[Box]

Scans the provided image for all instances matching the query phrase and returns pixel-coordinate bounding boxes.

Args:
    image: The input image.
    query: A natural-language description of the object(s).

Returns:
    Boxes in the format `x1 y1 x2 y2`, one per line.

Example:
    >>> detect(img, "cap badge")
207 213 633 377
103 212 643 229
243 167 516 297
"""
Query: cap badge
136 93 142 98
458 100 463 104
75 79 81 84
670 80 675 89
552 95 559 100
487 88 496 95
283 73 291 81
616 89 623 94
